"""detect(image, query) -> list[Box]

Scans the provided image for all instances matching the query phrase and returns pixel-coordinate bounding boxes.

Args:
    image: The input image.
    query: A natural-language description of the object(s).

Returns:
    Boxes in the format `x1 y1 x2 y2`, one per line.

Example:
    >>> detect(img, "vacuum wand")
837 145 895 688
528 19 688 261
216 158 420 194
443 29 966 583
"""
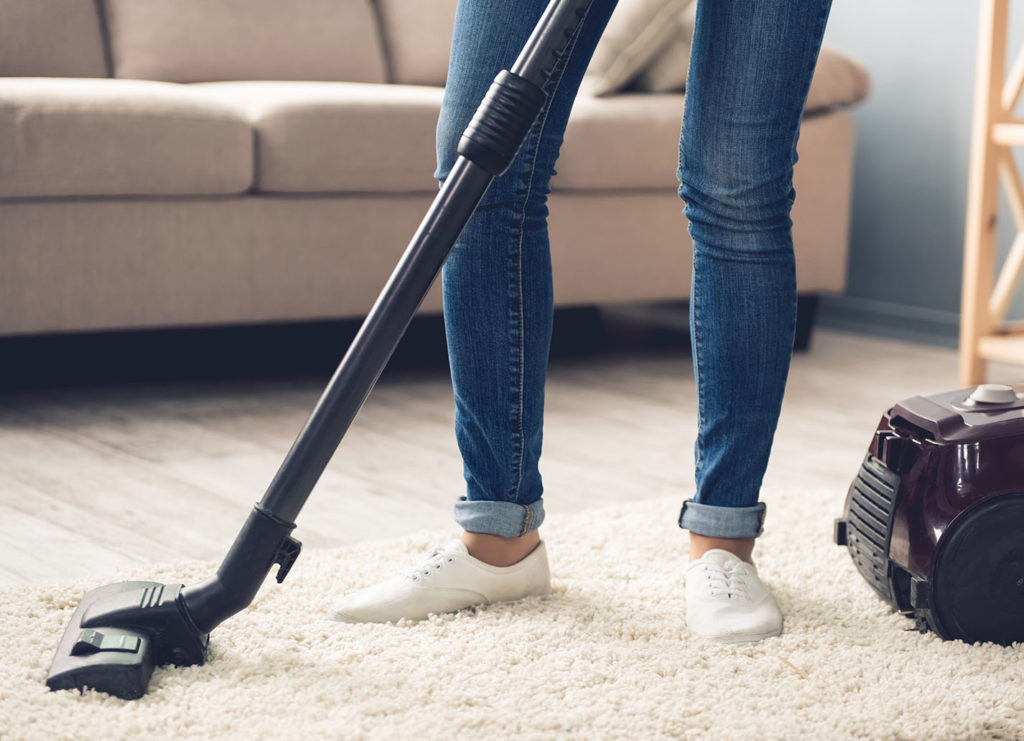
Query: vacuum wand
44 0 596 701
179 0 595 638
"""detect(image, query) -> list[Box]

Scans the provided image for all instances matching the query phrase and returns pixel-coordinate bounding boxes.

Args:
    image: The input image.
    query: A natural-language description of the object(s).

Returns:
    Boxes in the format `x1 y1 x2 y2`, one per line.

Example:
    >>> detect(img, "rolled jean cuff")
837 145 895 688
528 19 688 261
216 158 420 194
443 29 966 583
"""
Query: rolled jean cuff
454 497 546 537
678 499 766 538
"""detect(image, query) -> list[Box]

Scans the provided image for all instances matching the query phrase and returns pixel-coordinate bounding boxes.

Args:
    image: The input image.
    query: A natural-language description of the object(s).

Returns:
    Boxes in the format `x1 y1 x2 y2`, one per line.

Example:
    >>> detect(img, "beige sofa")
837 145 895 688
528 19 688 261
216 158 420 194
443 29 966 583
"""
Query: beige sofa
0 0 869 339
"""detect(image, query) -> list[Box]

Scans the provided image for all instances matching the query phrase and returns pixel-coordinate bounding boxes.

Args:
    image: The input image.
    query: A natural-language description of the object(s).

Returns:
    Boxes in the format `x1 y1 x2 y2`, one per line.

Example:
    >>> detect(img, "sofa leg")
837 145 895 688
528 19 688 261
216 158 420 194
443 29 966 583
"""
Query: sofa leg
794 294 820 352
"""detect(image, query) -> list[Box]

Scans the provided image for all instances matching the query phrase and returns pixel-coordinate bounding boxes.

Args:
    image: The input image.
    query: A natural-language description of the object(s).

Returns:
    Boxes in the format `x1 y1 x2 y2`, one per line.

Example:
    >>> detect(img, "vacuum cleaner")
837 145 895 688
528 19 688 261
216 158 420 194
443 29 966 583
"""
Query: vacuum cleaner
45 0 595 700
835 383 1024 645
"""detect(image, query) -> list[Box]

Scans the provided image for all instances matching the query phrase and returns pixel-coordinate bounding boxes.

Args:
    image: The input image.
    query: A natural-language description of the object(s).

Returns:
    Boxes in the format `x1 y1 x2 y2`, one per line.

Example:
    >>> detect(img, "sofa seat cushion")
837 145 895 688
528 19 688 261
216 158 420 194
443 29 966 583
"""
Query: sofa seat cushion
195 81 444 194
0 78 253 198
554 93 684 191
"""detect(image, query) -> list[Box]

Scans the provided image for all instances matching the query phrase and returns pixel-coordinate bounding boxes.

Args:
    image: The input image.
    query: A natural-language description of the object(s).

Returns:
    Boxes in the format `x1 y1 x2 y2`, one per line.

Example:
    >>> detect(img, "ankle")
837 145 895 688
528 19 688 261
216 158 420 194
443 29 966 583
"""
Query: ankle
688 533 755 564
461 529 541 567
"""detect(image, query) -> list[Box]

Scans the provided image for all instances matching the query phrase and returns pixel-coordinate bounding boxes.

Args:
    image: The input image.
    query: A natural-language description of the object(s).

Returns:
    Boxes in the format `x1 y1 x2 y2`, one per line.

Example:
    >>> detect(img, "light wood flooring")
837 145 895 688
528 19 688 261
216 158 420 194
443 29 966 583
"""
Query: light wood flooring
0 317 1016 586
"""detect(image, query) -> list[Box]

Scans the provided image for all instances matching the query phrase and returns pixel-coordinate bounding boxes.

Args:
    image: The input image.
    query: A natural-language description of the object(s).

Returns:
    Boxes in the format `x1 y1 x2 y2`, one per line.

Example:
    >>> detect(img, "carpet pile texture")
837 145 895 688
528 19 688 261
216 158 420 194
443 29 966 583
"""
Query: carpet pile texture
2 489 1021 740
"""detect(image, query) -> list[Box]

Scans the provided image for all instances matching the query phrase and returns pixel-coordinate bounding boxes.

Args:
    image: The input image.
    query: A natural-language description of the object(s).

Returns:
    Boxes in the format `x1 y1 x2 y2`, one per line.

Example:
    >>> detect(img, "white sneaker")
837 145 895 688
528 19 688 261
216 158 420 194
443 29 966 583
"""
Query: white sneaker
328 539 551 623
685 549 783 644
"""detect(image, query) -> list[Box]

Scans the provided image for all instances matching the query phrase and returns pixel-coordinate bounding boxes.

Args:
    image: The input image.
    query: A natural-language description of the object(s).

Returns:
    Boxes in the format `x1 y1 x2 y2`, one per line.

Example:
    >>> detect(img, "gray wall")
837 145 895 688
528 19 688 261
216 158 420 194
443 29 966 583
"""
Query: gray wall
818 0 1003 346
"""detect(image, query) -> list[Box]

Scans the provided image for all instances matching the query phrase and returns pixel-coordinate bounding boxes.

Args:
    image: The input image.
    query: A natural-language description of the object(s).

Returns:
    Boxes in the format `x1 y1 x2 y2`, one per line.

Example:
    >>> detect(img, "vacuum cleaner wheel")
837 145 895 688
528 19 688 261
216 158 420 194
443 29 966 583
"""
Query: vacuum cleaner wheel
932 493 1024 645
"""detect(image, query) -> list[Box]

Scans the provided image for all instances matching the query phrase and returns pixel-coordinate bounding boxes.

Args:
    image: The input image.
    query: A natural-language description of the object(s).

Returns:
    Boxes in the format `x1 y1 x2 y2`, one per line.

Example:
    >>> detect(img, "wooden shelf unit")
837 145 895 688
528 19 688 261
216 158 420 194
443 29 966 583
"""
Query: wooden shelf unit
961 0 1024 383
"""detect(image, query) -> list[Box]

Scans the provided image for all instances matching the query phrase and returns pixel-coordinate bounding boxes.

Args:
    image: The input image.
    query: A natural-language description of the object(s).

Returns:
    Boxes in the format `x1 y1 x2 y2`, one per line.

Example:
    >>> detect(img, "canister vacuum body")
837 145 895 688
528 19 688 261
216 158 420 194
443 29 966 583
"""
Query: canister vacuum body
836 383 1024 645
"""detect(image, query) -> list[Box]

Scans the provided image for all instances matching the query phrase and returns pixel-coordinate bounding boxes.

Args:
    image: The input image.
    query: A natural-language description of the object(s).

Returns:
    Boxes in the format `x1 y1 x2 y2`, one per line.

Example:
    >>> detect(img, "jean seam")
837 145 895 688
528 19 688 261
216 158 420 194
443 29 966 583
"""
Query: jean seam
778 0 829 354
787 0 833 168
508 149 534 503
506 217 525 503
692 267 704 481
506 22 580 505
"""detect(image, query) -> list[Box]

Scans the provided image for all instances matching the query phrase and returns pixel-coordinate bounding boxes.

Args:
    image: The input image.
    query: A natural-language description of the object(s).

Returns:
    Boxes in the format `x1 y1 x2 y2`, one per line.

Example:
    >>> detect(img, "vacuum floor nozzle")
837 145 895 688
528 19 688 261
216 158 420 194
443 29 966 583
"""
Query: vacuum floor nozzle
46 582 208 700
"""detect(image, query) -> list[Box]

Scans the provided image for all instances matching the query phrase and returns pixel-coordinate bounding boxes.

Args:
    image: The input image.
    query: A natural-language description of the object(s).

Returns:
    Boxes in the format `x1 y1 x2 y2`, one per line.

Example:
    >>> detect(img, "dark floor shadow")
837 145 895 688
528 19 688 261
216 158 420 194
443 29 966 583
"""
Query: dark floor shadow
0 305 694 392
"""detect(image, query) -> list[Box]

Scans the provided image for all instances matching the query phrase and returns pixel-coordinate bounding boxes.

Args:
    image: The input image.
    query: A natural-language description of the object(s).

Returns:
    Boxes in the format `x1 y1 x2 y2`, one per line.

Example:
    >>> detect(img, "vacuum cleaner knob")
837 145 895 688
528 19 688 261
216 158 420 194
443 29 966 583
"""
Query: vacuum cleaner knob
967 383 1019 404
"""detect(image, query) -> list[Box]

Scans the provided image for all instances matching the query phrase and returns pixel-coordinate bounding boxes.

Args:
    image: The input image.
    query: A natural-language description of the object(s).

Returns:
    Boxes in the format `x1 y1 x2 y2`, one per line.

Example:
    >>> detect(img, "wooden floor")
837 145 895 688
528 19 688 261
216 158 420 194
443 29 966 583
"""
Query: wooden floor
0 315 1014 586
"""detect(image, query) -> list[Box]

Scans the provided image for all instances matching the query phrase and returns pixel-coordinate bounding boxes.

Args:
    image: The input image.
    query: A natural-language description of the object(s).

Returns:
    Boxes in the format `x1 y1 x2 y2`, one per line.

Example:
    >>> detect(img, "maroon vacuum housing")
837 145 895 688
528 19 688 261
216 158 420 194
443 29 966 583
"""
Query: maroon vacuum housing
835 383 1024 645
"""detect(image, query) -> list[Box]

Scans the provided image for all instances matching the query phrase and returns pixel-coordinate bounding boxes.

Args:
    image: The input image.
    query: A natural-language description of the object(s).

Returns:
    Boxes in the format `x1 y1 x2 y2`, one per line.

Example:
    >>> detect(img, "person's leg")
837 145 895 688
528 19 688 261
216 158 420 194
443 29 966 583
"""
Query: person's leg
676 0 833 643
677 0 833 558
437 0 616 564
330 0 617 623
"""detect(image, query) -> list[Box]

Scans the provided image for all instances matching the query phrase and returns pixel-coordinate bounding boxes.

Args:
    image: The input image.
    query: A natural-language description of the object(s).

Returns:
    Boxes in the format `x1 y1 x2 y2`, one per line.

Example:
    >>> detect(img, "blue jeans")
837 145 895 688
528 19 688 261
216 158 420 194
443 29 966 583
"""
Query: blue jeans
436 0 833 539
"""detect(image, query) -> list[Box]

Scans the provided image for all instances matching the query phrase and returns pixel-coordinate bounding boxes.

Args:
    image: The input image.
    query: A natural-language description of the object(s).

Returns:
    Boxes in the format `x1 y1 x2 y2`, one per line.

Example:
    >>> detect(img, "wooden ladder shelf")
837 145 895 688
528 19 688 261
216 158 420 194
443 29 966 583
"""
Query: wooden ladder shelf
961 0 1024 383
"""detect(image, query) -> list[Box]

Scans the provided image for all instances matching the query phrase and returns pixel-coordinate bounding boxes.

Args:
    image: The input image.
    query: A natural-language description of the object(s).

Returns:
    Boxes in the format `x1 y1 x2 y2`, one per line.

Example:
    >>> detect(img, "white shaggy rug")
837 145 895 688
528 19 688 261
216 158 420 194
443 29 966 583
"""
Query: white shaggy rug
2 489 1022 741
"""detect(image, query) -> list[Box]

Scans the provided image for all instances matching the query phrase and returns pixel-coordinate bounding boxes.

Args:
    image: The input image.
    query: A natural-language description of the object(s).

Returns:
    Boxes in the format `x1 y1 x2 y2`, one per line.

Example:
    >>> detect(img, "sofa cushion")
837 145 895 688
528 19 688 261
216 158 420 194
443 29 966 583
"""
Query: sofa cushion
584 0 697 97
0 0 108 78
556 45 870 190
804 47 872 115
376 0 458 86
104 0 387 84
612 29 870 114
629 1 697 95
0 78 252 198
554 93 684 191
194 81 444 193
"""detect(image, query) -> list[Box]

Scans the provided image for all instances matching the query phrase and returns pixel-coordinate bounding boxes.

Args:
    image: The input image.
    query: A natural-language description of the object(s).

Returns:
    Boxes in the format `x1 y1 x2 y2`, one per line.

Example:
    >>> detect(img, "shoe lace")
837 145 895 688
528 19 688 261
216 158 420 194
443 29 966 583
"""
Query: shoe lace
402 546 455 581
701 562 751 601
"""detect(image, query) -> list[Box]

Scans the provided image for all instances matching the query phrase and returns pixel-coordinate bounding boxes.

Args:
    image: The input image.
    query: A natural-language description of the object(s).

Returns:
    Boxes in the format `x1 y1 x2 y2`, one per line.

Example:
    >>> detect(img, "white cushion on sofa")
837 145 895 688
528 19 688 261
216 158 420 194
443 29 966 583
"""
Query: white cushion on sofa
194 81 444 194
104 0 388 84
625 43 871 113
0 78 253 198
584 0 697 96
628 0 697 94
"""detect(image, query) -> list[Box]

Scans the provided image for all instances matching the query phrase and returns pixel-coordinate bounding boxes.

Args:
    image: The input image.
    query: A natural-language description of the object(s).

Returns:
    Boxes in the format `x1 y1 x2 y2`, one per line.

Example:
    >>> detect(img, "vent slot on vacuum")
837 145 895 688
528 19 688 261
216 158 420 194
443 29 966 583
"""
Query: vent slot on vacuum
847 455 901 603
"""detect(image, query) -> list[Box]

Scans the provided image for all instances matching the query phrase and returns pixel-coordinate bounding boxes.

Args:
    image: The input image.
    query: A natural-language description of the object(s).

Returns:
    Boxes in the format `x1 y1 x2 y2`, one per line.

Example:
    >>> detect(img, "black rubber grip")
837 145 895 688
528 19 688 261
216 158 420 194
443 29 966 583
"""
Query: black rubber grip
458 70 547 176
